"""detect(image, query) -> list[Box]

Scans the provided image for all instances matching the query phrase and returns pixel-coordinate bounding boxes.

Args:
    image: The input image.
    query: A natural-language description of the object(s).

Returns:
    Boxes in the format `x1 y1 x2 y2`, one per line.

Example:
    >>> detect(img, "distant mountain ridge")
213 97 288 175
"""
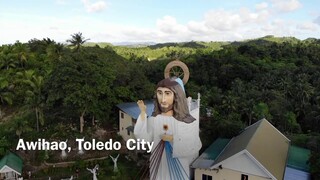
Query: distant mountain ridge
84 36 319 49
111 41 157 47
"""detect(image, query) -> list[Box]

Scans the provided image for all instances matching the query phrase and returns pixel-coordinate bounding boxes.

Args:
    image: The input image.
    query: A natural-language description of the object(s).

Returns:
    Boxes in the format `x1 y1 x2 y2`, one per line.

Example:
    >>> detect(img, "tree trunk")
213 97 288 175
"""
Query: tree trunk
0 108 2 119
248 113 252 126
35 107 39 132
16 130 21 139
80 109 86 133
92 116 95 126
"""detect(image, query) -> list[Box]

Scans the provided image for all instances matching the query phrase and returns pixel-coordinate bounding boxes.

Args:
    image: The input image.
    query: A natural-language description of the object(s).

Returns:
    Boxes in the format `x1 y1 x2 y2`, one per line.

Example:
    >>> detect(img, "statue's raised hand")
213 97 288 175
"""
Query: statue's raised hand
137 100 147 120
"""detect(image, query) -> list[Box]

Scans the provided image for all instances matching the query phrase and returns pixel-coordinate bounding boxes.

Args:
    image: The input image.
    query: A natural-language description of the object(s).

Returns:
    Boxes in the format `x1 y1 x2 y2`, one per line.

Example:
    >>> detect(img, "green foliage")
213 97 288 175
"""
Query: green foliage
0 136 10 156
0 77 13 105
16 70 45 131
46 51 116 123
289 134 310 147
253 102 272 122
112 41 224 61
66 32 90 52
9 114 33 138
309 151 320 179
309 137 320 179
285 111 301 133
1 36 320 173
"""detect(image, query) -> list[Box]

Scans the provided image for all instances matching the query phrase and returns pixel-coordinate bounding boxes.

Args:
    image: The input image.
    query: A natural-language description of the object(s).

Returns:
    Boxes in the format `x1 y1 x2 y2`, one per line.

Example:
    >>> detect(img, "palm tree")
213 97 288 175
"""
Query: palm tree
66 32 90 52
46 42 65 62
0 45 17 70
13 41 29 68
0 77 13 118
221 91 238 114
9 116 32 139
16 70 44 131
43 37 55 45
290 74 314 117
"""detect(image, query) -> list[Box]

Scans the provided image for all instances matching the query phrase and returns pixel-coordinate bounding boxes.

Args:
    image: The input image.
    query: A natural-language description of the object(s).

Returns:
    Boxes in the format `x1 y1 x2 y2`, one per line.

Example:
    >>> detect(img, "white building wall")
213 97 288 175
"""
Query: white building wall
222 153 270 178
118 110 135 141
0 165 20 179
195 168 271 180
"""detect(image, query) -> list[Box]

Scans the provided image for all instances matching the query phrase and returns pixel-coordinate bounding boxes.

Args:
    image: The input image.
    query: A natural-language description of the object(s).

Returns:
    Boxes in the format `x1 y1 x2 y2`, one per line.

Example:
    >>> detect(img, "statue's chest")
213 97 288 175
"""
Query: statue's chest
153 116 176 136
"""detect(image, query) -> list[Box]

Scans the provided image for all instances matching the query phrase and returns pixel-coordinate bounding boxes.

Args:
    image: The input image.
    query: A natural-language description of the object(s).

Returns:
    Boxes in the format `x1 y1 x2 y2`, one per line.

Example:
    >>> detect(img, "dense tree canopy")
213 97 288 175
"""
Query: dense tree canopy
0 35 319 177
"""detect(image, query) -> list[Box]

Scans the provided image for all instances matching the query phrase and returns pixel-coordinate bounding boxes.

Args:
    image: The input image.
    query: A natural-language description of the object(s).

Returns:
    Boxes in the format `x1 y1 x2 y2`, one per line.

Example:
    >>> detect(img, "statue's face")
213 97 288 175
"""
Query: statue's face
156 87 174 113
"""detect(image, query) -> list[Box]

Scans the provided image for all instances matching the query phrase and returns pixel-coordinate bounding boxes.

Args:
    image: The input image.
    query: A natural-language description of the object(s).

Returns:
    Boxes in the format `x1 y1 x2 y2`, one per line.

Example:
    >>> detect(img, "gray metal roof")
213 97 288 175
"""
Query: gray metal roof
116 100 154 119
191 138 230 169
193 119 290 180
211 119 290 180
212 120 263 166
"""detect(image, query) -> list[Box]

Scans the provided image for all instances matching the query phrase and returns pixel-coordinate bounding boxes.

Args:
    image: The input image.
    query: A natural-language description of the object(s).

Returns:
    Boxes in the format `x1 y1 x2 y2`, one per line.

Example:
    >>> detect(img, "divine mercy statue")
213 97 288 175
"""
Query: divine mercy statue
134 77 202 180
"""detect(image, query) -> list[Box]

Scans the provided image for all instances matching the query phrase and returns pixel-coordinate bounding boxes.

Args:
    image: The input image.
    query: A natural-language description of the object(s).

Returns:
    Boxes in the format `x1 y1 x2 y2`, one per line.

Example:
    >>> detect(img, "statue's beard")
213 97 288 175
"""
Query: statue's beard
160 104 173 113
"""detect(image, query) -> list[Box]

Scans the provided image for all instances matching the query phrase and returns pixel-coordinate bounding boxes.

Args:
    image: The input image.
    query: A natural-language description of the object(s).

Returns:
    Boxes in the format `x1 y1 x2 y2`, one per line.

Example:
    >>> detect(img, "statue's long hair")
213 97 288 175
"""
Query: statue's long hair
152 78 195 123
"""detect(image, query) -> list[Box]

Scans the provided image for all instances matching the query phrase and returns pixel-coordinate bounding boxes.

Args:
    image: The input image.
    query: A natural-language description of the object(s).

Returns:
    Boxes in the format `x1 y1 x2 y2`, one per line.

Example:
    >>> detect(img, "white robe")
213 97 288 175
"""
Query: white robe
134 113 201 180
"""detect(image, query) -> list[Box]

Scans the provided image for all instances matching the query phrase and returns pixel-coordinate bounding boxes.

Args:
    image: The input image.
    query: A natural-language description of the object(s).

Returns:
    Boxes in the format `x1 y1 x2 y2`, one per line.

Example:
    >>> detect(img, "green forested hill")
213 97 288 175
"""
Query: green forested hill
1 35 320 178
104 41 226 61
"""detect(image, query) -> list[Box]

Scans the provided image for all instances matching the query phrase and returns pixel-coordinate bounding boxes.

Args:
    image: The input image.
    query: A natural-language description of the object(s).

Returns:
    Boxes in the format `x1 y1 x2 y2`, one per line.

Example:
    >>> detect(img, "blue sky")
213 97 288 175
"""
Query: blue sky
0 0 319 45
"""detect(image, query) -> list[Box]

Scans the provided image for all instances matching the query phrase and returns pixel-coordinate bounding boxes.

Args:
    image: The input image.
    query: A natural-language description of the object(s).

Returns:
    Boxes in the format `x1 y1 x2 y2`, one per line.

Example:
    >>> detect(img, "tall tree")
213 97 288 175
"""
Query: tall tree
253 102 273 121
66 32 90 52
13 41 29 68
16 70 45 131
9 115 32 139
0 77 13 118
46 52 116 133
0 45 17 70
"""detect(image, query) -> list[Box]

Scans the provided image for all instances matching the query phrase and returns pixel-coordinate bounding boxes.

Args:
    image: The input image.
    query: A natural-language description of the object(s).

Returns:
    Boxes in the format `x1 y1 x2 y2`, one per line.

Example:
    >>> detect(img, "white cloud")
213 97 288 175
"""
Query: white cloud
156 16 178 34
121 28 158 41
108 4 315 43
262 21 290 36
203 8 270 32
0 0 318 45
270 0 302 13
81 0 107 13
187 21 209 34
314 16 320 25
204 9 242 31
156 16 188 34
296 22 318 31
255 2 269 10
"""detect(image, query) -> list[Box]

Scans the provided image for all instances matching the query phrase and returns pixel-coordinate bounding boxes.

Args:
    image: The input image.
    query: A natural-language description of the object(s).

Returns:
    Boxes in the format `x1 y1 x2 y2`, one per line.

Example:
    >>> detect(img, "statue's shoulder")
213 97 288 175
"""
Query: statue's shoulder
148 116 156 120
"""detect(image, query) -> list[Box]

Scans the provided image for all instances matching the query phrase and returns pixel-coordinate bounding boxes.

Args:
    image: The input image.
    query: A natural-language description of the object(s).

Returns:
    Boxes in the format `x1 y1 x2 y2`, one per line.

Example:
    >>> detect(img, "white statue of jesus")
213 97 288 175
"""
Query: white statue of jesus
134 78 202 180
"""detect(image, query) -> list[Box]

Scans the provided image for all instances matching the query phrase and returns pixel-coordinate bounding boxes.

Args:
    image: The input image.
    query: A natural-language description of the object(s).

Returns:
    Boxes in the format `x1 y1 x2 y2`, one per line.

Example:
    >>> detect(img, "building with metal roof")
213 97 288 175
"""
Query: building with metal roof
0 151 23 180
193 138 311 180
284 145 311 180
116 100 154 141
116 100 155 120
192 118 291 180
